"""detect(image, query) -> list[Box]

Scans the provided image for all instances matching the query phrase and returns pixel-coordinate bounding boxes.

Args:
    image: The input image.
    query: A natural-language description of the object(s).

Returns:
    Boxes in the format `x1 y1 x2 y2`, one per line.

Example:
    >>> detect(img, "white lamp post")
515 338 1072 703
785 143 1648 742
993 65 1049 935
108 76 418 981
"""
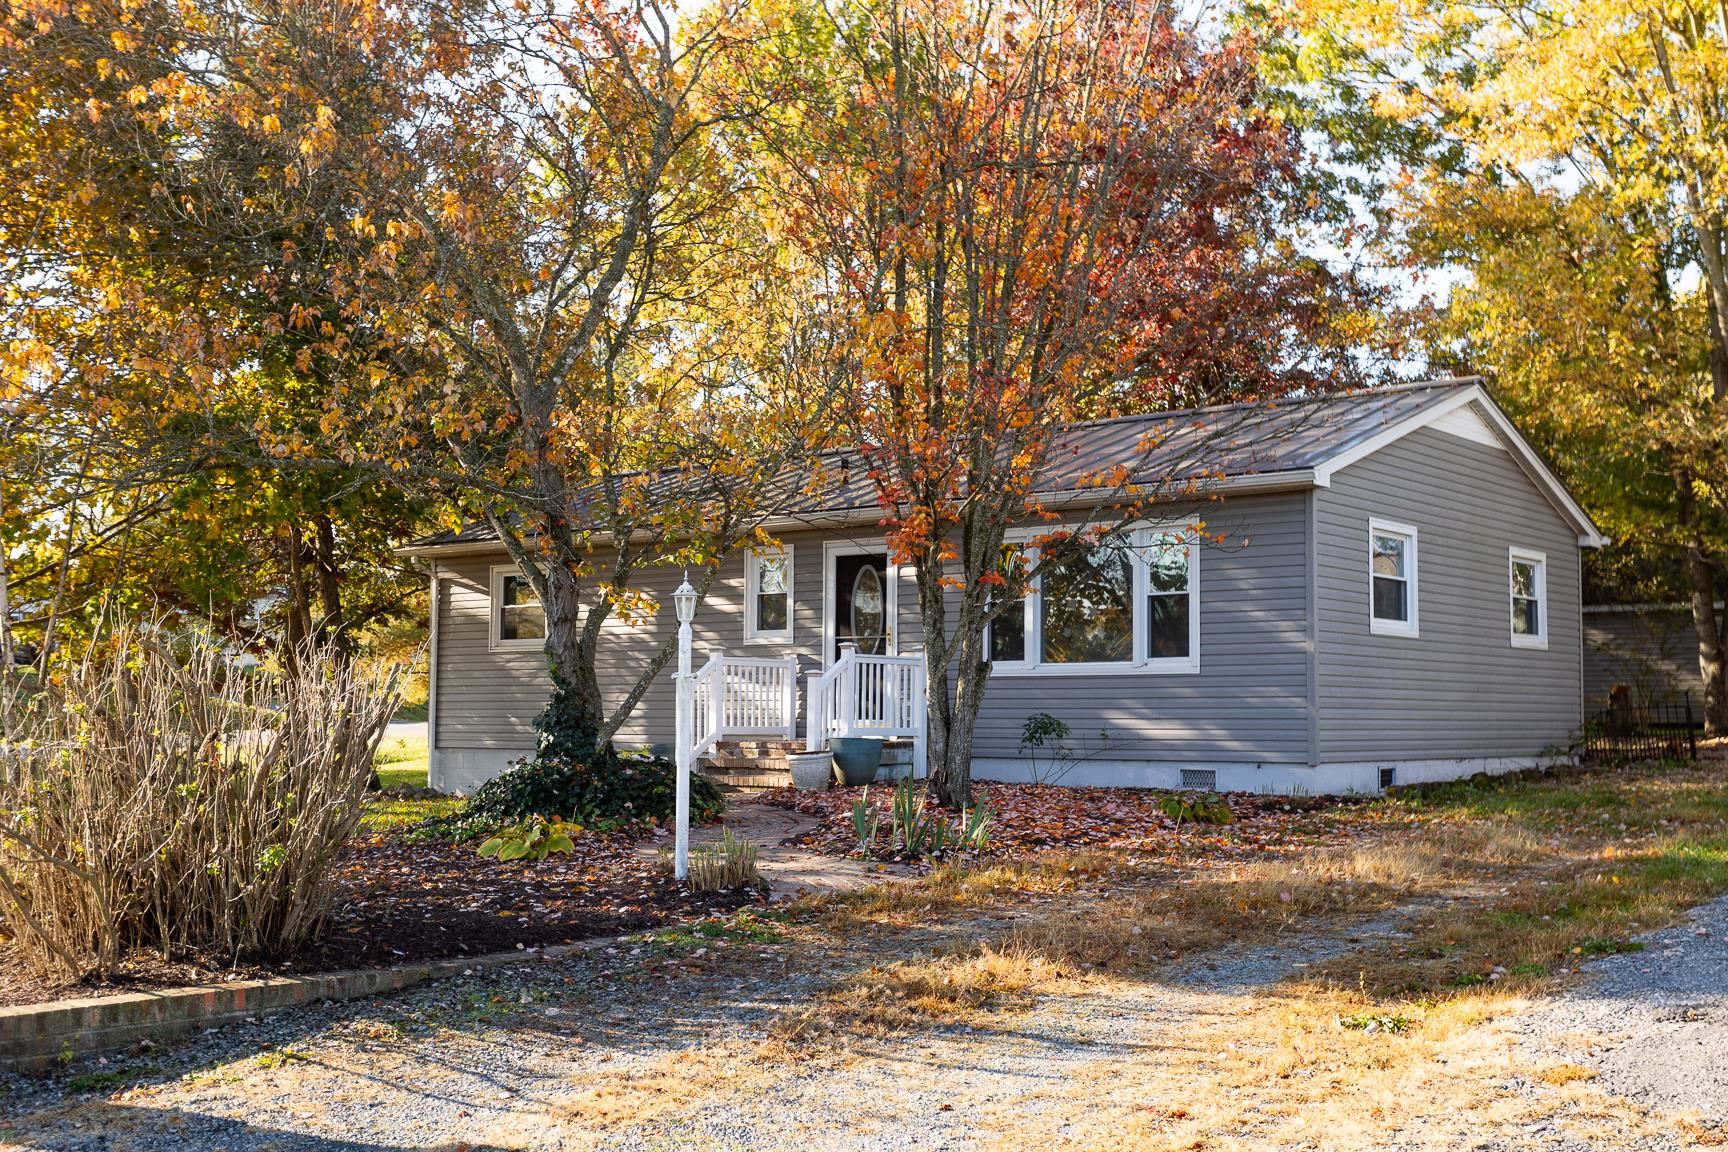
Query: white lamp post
672 574 698 882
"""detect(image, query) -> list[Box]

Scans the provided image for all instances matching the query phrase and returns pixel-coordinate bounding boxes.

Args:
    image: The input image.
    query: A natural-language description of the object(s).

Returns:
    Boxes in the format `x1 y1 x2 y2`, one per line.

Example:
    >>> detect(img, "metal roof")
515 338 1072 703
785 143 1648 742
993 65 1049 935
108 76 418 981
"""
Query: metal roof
401 379 1606 553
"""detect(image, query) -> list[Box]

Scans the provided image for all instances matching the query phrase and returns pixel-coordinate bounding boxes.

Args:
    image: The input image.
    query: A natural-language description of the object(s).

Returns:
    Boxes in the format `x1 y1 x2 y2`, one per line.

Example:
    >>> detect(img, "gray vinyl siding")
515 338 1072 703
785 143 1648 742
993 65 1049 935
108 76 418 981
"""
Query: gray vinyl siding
433 524 921 755
1314 425 1584 763
432 563 546 753
1583 607 1707 708
969 491 1313 765
433 503 1313 768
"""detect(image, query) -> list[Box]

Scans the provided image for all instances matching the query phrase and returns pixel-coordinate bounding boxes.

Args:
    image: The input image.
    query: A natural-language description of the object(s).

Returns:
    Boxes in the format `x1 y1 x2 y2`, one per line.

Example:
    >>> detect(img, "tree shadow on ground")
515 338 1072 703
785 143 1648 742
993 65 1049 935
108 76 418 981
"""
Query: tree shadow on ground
2 1100 508 1151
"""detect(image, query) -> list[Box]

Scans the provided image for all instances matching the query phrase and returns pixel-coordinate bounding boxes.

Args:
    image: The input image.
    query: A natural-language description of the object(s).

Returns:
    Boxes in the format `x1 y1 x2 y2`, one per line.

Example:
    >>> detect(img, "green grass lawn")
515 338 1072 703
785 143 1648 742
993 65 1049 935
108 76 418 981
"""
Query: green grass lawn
361 792 461 833
373 729 428 787
363 728 456 832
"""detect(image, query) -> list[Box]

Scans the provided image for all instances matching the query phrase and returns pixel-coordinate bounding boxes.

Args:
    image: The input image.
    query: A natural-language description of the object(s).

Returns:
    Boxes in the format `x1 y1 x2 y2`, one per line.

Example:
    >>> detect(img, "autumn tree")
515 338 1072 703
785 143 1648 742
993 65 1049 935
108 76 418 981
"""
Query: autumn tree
1269 0 1728 731
0 0 433 661
739 0 1358 805
314 0 822 760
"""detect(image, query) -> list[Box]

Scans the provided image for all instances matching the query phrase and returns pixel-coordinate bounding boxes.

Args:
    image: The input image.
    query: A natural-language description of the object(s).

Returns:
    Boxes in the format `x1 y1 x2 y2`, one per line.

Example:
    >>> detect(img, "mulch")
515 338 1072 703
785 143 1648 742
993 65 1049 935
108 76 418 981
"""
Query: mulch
760 780 1371 861
0 825 762 1010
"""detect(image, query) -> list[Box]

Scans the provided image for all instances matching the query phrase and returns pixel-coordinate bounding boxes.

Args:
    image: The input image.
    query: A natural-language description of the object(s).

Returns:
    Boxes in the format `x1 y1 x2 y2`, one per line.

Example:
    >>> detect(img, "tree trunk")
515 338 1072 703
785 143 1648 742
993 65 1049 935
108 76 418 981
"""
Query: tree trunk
537 556 606 762
926 627 989 810
1676 464 1728 736
919 543 996 810
1685 542 1727 736
312 514 351 661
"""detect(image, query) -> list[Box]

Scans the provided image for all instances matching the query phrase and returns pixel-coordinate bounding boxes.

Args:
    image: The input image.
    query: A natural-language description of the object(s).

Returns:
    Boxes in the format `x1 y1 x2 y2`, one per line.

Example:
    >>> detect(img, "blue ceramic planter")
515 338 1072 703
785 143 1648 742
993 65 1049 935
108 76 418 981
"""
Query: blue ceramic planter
829 738 883 786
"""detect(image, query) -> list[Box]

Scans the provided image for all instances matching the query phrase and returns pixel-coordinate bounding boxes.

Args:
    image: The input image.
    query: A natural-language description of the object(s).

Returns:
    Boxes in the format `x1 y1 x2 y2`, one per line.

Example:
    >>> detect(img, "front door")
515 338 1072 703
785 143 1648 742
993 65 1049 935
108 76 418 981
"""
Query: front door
832 551 890 663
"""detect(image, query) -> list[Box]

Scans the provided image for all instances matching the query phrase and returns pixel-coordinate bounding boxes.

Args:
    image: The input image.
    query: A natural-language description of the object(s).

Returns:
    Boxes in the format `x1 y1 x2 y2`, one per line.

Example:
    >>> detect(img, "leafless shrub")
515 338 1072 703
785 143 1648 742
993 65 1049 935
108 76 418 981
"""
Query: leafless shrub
0 624 400 978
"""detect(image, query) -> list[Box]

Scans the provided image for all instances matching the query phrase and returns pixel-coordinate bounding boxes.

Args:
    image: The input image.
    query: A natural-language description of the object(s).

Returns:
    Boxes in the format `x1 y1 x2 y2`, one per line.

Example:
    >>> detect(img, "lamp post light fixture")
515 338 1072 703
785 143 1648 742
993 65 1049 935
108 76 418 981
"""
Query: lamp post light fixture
672 574 698 881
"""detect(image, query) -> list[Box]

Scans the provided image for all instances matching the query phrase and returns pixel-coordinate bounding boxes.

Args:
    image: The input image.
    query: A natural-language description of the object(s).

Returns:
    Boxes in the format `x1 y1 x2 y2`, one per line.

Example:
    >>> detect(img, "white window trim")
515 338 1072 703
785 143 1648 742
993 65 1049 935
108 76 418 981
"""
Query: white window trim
989 522 1200 677
743 545 795 644
488 564 545 652
1368 518 1419 638
1508 546 1548 650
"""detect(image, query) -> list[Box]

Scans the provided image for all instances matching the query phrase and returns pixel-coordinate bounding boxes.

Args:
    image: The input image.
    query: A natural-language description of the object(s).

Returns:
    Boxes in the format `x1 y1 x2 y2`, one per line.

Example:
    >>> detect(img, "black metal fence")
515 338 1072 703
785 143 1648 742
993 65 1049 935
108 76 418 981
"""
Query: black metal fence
1579 696 1699 764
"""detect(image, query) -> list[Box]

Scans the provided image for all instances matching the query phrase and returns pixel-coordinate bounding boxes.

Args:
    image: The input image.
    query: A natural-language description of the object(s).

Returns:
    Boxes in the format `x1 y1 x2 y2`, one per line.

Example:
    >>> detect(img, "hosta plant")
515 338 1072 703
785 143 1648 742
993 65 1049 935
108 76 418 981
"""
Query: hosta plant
478 817 577 863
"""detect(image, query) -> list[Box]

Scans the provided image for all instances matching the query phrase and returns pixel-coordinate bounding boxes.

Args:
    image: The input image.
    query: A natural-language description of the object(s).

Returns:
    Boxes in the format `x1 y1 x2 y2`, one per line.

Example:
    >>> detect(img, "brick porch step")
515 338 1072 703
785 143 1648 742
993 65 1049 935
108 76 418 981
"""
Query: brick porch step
699 764 794 792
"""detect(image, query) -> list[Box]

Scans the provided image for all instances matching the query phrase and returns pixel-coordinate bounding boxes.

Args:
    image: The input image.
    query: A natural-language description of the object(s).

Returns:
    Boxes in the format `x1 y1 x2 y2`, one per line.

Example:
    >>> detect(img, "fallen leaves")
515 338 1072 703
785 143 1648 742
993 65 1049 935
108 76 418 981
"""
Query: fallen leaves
763 781 1374 864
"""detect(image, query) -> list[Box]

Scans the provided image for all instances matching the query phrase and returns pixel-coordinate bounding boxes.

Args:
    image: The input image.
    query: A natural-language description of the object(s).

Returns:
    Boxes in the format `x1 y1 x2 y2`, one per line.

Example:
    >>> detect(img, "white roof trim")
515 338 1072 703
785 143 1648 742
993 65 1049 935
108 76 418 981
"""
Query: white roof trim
1311 384 1608 549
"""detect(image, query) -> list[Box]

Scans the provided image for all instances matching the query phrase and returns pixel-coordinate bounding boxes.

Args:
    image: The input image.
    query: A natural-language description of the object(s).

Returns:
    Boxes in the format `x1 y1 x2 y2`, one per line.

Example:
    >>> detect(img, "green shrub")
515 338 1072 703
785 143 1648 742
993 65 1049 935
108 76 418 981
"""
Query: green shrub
420 749 724 841
1158 792 1233 828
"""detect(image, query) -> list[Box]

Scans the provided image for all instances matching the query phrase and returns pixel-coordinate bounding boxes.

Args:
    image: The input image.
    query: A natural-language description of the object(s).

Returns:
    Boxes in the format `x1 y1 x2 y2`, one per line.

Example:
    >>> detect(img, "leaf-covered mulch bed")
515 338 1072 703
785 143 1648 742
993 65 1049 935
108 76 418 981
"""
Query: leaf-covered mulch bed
0 825 761 1009
760 781 1370 861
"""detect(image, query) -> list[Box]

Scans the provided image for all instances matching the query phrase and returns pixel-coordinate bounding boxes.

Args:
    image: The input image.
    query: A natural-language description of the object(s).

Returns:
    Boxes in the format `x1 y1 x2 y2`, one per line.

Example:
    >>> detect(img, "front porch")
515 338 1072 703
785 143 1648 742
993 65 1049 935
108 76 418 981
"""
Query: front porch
684 645 929 789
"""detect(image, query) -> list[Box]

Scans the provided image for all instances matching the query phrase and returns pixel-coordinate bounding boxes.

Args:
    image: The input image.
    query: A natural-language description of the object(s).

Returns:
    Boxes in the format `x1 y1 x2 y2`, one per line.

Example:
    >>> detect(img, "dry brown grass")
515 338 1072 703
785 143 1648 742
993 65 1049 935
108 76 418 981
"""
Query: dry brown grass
797 849 1126 930
995 819 1547 976
770 814 1560 1051
770 941 1078 1047
550 1049 761 1133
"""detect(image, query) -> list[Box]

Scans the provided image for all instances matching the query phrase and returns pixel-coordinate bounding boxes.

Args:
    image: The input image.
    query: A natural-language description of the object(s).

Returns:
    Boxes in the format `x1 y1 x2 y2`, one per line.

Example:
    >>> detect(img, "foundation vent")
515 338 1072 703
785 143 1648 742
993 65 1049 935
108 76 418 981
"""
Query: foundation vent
1379 766 1396 790
1179 768 1218 791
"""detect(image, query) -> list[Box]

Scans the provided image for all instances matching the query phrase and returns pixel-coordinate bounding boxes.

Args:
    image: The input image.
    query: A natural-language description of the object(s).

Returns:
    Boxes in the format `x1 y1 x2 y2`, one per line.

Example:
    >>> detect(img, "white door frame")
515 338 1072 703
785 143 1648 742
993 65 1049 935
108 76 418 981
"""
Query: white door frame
821 538 900 668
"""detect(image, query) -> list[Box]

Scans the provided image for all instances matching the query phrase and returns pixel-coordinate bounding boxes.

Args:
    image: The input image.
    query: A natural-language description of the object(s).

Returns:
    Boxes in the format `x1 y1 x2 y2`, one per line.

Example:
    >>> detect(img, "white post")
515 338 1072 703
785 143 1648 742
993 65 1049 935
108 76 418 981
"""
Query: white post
672 576 698 882
912 646 929 780
805 672 825 752
782 654 799 741
838 642 857 737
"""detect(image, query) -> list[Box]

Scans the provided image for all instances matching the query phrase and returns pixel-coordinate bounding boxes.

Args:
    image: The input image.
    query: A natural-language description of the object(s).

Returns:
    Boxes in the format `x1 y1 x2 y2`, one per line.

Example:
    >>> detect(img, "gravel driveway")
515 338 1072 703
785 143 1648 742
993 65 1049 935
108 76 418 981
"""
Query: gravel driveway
1504 890 1728 1129
2 893 1724 1151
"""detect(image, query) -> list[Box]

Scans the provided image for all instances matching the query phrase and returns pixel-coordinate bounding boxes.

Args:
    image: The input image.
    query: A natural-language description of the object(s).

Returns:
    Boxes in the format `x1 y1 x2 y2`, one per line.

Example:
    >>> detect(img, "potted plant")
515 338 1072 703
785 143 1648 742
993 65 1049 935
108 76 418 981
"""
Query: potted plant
829 737 883 786
786 749 834 791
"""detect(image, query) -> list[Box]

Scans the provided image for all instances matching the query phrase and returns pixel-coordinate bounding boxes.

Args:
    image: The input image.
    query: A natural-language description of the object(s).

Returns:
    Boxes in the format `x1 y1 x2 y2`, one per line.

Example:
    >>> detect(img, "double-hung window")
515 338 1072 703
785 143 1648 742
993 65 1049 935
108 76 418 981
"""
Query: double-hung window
987 525 1199 674
745 547 793 643
1509 548 1547 649
1368 520 1418 636
490 566 546 650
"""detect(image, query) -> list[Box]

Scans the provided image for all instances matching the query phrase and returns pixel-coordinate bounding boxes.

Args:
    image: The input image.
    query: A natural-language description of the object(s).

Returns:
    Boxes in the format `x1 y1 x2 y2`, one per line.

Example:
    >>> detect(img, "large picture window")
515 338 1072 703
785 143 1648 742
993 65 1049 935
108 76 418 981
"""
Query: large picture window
987 526 1199 675
489 566 545 650
745 547 793 643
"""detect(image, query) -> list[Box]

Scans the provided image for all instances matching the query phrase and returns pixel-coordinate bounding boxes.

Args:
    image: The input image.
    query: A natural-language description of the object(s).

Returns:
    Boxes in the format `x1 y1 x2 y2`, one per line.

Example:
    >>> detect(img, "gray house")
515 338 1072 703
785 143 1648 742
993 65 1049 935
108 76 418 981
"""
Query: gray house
401 379 1607 796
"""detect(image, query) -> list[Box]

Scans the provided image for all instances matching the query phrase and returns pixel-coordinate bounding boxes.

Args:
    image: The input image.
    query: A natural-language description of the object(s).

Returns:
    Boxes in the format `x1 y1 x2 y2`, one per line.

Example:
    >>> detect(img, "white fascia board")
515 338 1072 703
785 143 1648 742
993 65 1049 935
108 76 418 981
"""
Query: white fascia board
393 539 515 559
1311 384 1609 549
1470 395 1611 548
1310 387 1482 488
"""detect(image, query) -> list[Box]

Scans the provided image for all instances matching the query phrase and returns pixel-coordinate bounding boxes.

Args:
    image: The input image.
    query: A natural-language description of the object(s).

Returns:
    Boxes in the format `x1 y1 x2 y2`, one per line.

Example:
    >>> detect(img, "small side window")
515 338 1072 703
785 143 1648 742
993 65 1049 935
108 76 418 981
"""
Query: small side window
1509 548 1547 649
490 567 545 649
1368 519 1418 637
745 547 793 643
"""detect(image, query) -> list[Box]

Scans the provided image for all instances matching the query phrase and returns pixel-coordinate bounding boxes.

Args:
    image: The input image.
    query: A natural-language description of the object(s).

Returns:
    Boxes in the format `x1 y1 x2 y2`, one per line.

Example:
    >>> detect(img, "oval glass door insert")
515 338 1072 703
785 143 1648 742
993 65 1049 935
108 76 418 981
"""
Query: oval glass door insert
851 564 886 654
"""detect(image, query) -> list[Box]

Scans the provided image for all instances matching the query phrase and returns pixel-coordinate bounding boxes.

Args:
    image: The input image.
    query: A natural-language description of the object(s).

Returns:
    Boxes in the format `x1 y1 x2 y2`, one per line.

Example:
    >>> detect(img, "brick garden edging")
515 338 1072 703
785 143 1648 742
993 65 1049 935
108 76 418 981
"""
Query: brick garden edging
0 938 607 1072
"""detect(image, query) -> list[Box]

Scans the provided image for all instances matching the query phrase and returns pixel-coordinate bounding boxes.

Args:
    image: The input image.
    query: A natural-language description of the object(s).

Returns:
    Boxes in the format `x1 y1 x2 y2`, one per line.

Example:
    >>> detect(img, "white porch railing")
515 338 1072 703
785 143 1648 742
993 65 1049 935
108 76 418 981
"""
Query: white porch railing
688 653 800 762
806 644 928 775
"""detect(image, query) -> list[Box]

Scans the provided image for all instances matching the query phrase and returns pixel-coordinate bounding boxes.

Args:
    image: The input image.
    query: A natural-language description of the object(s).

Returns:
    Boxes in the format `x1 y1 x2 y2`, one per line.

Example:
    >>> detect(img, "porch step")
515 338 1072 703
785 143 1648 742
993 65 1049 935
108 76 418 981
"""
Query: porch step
699 764 794 792
715 739 806 758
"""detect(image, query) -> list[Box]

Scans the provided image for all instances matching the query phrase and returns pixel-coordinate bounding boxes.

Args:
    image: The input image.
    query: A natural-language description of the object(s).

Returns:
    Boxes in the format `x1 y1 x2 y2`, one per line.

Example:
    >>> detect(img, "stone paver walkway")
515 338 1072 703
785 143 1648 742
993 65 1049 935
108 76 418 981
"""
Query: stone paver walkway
637 796 915 899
